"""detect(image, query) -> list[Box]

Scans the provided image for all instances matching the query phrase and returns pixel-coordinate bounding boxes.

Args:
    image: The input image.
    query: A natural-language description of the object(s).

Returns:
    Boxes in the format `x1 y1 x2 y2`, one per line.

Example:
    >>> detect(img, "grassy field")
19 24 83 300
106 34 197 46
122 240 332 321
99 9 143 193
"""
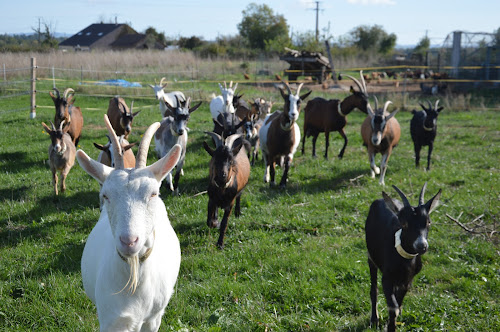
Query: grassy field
0 79 499 331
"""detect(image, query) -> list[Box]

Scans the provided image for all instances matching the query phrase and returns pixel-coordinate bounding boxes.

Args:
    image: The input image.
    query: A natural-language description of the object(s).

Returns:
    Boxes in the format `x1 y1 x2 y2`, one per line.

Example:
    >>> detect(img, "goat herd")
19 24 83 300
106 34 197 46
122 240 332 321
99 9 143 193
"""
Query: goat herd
41 71 444 331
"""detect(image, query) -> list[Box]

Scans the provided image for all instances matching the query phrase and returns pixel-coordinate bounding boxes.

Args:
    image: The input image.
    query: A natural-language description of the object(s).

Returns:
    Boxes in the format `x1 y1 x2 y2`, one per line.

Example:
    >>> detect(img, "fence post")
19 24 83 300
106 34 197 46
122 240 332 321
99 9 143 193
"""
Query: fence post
30 57 37 119
3 64 5 81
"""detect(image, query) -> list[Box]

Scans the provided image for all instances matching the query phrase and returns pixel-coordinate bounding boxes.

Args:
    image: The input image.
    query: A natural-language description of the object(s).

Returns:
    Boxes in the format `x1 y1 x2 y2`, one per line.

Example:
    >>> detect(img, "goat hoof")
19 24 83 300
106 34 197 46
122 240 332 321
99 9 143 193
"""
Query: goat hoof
374 167 380 175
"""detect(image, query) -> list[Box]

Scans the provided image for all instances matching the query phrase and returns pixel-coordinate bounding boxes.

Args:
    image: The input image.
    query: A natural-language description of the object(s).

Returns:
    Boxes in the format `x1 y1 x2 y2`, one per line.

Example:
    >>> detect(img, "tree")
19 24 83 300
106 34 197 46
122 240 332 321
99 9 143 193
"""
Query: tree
237 3 290 50
350 25 397 54
145 27 166 47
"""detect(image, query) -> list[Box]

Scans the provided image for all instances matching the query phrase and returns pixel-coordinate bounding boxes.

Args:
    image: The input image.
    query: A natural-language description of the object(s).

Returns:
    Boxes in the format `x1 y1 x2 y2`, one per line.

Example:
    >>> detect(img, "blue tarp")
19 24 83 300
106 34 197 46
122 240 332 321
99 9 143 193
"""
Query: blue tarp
95 79 142 88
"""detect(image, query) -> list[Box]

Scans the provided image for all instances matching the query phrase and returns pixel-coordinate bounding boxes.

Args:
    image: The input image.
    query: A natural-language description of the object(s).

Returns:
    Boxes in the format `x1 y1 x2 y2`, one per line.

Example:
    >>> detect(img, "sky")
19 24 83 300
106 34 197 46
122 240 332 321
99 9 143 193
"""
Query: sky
1 0 498 47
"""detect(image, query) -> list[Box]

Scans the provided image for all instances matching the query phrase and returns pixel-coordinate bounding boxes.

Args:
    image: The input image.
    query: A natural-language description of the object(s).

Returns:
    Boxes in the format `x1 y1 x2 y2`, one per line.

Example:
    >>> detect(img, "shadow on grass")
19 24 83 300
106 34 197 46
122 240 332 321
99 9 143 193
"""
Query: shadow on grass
0 151 36 174
0 185 30 201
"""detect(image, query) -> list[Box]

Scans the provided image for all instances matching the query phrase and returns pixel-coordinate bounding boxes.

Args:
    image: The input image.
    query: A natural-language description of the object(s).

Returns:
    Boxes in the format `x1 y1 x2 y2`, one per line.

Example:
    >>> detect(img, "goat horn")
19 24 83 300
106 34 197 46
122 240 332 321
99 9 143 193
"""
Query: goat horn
229 81 233 88
366 103 375 117
59 119 66 131
159 77 166 86
52 88 61 99
50 121 56 131
296 83 304 96
136 122 161 169
224 134 241 149
128 101 134 115
383 101 393 114
63 88 74 100
204 131 223 149
104 114 124 170
185 96 191 108
373 96 379 111
341 74 364 94
281 80 292 95
434 99 440 110
224 81 227 89
392 185 411 208
419 182 427 206
360 70 368 93
427 100 432 110
233 82 238 91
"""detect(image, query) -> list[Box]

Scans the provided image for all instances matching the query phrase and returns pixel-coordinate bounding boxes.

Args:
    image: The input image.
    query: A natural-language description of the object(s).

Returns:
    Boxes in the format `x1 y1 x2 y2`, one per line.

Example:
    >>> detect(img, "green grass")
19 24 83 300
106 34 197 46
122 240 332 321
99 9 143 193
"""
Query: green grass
1 81 499 331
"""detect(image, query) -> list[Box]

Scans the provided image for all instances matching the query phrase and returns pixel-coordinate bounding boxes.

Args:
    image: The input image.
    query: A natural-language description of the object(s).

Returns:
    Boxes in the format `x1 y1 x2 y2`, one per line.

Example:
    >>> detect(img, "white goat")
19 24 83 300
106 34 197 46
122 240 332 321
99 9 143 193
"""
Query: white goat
209 81 238 120
149 77 186 118
76 114 182 331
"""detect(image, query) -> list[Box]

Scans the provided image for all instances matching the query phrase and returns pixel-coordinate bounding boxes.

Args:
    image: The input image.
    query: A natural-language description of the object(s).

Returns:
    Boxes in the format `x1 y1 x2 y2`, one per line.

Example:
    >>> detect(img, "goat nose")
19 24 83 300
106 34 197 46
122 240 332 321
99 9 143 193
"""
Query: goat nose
120 235 139 248
178 129 184 135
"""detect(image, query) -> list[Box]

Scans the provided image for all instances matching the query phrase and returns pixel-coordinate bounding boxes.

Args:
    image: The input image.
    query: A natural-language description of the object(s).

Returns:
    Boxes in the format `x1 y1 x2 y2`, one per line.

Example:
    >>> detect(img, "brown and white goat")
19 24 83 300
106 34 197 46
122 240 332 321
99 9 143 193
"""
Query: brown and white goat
302 71 369 159
242 113 261 166
259 82 311 188
93 135 137 168
361 98 400 185
42 120 76 195
203 133 250 248
106 97 141 139
365 183 441 332
50 88 84 146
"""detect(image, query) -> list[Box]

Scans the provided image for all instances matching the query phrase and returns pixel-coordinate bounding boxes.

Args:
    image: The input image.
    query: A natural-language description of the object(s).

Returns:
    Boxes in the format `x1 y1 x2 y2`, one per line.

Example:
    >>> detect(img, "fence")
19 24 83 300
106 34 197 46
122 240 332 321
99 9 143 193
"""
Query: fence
1 57 500 117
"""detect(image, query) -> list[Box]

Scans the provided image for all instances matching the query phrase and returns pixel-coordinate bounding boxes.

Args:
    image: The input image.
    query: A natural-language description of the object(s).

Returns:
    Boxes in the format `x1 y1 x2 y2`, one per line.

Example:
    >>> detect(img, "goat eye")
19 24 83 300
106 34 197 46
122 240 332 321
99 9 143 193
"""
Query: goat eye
102 194 109 201
150 193 158 199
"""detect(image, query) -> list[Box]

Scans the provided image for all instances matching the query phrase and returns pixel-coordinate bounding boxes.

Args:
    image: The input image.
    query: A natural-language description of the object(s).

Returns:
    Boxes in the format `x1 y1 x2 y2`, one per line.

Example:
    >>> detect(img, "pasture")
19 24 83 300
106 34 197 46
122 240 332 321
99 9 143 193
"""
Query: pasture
0 76 499 331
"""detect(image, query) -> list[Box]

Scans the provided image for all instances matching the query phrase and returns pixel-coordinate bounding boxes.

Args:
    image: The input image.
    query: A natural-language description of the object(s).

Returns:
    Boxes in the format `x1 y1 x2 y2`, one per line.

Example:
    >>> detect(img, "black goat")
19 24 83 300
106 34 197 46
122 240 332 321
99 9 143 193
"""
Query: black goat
410 100 444 170
203 132 251 248
365 183 441 332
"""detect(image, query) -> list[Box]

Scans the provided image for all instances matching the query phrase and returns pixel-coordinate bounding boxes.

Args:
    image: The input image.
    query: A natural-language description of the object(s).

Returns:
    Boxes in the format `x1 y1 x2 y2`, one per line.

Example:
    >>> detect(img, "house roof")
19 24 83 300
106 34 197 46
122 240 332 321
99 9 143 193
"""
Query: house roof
111 33 147 48
59 24 127 47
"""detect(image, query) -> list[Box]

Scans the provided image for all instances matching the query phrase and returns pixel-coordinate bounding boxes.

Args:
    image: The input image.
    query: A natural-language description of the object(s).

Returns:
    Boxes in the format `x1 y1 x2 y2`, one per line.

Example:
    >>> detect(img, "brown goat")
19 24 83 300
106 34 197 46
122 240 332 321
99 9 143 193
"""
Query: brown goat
259 82 311 188
361 98 400 185
203 133 250 248
42 120 76 195
302 71 369 159
50 88 84 146
106 97 141 139
93 135 137 168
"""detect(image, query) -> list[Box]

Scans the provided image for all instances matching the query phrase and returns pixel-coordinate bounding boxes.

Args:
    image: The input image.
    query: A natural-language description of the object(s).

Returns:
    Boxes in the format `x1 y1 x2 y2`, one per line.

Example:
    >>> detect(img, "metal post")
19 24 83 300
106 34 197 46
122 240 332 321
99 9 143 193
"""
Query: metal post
52 66 56 89
30 57 37 119
3 64 5 81
324 40 338 84
451 31 462 78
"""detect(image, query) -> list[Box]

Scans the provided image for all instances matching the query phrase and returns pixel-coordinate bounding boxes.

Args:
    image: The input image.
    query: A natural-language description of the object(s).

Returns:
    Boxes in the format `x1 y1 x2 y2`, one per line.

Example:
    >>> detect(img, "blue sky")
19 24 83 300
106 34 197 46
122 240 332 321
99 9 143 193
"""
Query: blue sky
1 0 498 46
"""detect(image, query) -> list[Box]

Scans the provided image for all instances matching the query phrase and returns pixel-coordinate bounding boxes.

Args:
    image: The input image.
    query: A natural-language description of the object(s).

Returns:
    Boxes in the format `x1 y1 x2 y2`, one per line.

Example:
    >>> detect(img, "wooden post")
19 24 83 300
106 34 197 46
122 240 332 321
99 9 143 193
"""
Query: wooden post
324 41 338 84
30 57 37 119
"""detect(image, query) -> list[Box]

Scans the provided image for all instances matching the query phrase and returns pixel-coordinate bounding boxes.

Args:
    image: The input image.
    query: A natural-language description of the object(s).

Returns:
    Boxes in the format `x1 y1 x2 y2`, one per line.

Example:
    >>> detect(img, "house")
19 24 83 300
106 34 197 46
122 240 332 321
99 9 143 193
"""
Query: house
59 23 164 51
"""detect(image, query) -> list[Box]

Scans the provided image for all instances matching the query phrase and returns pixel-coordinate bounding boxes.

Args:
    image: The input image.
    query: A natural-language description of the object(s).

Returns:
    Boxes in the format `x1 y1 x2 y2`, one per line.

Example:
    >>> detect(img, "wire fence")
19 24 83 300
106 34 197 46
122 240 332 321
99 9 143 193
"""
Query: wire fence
1 57 499 116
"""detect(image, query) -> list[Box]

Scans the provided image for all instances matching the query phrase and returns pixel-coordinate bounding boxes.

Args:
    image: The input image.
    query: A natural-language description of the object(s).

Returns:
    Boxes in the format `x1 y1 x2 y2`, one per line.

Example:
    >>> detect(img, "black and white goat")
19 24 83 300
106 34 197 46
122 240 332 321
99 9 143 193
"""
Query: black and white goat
259 81 311 188
154 96 202 194
203 133 250 248
365 183 441 332
410 100 444 170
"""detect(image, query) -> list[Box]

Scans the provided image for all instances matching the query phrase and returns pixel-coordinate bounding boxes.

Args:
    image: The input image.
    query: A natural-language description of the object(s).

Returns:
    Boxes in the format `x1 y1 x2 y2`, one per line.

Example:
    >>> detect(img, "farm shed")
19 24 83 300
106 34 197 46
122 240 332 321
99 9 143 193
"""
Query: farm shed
280 48 332 83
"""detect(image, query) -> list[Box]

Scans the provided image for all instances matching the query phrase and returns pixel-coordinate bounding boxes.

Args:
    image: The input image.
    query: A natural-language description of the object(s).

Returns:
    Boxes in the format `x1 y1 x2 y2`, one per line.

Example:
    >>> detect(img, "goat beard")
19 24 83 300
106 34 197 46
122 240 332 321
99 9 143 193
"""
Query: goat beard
116 255 140 295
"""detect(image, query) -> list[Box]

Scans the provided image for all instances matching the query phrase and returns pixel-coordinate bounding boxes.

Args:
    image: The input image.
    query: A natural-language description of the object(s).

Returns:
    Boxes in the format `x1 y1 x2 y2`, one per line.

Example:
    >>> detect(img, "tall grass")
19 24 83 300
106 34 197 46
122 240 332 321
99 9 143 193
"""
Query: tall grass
0 68 499 331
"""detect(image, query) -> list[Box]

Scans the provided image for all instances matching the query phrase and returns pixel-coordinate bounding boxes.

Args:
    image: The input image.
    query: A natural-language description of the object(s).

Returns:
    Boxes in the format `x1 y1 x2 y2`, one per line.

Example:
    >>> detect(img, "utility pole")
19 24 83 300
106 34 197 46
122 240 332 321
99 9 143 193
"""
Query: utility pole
314 1 320 41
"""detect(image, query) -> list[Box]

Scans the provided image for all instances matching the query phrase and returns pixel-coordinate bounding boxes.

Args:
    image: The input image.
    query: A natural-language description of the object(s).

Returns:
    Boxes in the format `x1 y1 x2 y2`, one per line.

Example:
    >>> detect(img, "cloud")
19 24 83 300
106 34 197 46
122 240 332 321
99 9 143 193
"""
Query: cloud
347 0 397 5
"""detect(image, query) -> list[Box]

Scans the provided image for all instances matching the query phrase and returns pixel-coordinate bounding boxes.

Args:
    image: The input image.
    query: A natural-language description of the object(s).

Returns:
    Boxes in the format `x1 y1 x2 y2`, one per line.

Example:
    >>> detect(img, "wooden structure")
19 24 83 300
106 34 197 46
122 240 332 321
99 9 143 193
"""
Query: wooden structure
280 48 332 83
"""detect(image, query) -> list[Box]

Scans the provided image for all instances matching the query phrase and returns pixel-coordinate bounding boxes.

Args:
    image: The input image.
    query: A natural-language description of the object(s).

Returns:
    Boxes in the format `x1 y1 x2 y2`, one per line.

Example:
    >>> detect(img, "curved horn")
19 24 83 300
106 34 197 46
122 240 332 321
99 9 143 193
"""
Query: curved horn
224 133 241 149
419 182 427 206
359 70 368 93
52 88 61 99
229 81 233 88
426 100 432 110
185 96 191 108
104 114 124 169
135 122 160 169
392 185 411 208
296 83 304 96
159 77 166 86
224 81 227 89
383 101 393 114
233 82 238 91
281 80 292 94
434 99 440 110
58 119 66 131
204 131 223 149
366 103 375 117
63 88 74 100
341 74 364 93
50 121 56 131
373 96 379 111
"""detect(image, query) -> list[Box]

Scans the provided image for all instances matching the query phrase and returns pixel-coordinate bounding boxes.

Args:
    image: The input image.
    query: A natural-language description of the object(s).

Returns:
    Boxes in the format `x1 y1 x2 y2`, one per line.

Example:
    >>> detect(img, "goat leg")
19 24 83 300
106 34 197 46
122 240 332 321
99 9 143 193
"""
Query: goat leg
368 258 379 327
414 143 421 168
263 154 270 183
234 195 242 217
324 131 329 159
382 277 399 332
173 168 181 195
269 161 276 187
338 129 348 159
279 156 291 188
206 199 219 228
312 133 319 158
52 170 58 195
426 143 433 171
301 133 306 155
379 152 390 186
217 206 233 249
369 152 379 178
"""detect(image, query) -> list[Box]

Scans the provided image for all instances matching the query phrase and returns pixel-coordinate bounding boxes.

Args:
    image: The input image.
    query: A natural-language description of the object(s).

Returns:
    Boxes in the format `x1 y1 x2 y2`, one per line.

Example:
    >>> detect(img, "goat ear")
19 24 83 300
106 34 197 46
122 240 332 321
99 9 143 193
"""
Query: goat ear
189 101 202 113
93 142 105 151
382 191 400 214
42 122 52 134
203 141 214 156
279 87 287 99
123 142 137 151
425 189 442 214
49 91 57 102
300 90 312 101
231 141 243 156
350 86 355 94
437 106 444 113
147 144 181 183
386 109 399 121
148 84 154 89
76 150 113 185
132 110 141 118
